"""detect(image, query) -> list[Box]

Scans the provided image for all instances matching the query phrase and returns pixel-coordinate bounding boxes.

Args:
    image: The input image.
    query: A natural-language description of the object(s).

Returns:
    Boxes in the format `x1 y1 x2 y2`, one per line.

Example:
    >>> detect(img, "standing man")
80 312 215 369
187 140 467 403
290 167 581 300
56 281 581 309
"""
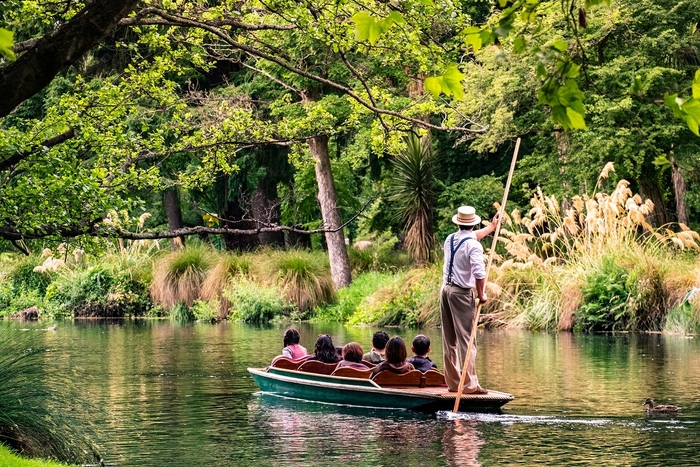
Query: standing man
441 205 499 393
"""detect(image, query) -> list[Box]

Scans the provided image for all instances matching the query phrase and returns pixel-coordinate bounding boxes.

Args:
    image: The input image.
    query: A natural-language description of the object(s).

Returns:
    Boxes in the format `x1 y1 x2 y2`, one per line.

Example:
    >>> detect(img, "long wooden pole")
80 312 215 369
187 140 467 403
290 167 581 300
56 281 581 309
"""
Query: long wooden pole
452 137 521 413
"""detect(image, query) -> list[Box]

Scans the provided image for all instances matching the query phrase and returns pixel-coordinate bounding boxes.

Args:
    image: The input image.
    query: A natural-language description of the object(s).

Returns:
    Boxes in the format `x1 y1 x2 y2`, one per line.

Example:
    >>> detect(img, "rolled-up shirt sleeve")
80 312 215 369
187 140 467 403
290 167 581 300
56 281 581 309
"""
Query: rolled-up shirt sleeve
469 242 486 279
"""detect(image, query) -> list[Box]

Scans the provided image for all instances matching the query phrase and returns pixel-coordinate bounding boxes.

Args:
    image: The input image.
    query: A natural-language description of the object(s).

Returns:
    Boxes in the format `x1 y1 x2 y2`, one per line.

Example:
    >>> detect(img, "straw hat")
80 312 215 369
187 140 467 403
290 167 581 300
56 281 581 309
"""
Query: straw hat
451 206 481 226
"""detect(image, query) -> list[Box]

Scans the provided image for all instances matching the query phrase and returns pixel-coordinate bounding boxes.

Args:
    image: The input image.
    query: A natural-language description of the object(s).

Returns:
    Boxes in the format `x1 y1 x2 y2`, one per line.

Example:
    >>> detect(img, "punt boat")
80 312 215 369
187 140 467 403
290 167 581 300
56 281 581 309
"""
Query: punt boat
248 358 513 412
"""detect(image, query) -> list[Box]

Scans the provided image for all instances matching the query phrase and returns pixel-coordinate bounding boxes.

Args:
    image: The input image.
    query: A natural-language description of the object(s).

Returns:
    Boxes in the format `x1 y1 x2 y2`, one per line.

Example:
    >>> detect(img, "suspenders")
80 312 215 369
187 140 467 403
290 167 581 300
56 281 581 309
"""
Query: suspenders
446 233 473 286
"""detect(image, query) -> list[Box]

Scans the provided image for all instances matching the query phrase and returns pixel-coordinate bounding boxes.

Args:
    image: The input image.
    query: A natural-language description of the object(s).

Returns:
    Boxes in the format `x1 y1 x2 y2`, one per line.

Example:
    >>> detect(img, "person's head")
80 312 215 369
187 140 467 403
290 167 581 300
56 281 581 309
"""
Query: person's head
452 206 480 231
313 334 337 362
342 342 364 363
283 328 301 347
372 331 390 351
385 336 408 365
411 334 431 357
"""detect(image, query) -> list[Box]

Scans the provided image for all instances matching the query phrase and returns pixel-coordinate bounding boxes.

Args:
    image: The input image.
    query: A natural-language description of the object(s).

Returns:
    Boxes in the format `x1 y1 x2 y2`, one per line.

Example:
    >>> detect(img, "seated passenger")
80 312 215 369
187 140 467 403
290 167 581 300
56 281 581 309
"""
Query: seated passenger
406 334 438 373
336 342 367 371
307 334 341 364
371 336 415 376
282 327 308 360
363 330 389 363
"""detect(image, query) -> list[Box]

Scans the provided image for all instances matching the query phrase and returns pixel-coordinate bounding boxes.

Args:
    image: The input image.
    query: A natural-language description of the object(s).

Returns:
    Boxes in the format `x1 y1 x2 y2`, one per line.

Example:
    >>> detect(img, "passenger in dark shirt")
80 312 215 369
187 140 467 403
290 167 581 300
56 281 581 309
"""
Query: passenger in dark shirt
371 336 414 376
407 334 438 373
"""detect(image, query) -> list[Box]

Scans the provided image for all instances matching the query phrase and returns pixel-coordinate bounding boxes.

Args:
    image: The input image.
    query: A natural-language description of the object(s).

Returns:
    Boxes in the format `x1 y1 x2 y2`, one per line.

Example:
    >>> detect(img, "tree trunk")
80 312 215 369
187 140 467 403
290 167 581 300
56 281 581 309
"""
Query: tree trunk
163 187 185 249
252 181 284 247
221 189 258 251
670 157 689 225
308 135 351 288
0 0 140 117
639 175 669 227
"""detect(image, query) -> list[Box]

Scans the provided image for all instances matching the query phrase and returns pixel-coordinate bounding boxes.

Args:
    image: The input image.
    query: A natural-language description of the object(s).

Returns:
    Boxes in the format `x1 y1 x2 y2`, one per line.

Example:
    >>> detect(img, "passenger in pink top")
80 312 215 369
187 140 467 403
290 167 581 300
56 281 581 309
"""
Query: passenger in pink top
282 328 307 359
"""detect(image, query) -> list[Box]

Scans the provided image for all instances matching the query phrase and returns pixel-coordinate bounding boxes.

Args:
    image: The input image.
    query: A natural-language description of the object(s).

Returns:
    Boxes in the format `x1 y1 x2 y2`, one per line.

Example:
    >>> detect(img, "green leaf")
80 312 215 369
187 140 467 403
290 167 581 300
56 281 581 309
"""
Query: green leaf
550 39 568 52
513 36 526 54
564 62 580 78
385 11 406 26
464 29 482 51
499 0 510 7
442 65 465 100
0 28 16 61
652 155 671 169
351 11 372 42
566 106 587 129
664 93 683 118
693 69 700 99
424 76 443 98
551 105 572 129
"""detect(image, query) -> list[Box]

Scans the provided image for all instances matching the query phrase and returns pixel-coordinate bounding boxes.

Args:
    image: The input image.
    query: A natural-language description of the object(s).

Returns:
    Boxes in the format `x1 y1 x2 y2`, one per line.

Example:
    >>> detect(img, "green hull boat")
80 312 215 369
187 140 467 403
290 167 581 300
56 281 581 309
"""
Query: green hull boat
248 367 513 412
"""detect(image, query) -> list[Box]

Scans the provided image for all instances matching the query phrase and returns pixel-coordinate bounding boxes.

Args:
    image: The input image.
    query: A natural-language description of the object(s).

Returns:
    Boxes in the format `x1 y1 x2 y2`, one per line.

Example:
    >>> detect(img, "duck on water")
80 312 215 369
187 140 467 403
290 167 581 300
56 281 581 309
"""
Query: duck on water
643 398 680 414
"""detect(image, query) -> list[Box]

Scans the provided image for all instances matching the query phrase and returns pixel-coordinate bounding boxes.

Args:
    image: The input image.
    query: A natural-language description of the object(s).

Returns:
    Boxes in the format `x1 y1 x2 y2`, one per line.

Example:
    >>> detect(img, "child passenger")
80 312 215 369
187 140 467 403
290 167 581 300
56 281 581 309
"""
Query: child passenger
308 334 341 364
370 336 415 376
363 331 389 363
406 334 438 372
337 342 367 370
282 328 307 359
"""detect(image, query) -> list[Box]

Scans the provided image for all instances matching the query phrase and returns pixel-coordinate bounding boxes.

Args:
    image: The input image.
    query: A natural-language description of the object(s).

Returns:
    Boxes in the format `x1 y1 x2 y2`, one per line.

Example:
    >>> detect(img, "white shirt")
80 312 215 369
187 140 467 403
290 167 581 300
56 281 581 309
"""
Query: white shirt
442 230 486 288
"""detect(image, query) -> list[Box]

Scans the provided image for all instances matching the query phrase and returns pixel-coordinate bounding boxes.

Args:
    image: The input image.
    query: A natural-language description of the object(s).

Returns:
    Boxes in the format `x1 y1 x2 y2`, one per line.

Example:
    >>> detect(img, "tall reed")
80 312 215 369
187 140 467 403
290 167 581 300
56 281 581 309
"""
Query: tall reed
490 163 700 331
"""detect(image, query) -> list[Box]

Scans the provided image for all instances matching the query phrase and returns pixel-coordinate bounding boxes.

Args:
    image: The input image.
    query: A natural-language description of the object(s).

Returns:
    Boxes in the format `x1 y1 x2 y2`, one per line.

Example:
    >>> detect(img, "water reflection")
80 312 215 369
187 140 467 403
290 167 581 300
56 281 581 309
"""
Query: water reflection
443 419 484 467
4 321 699 466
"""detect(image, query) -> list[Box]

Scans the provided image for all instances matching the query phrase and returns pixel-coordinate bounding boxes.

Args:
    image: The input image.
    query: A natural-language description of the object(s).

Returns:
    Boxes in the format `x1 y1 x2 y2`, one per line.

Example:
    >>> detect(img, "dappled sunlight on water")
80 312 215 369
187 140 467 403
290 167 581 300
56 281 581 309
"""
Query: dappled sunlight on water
10 321 700 466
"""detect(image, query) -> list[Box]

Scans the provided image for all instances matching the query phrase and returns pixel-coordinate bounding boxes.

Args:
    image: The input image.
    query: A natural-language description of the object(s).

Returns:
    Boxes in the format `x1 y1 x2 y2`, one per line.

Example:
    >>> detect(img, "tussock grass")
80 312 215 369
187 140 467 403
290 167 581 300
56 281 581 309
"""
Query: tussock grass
201 253 251 318
150 245 215 310
256 249 335 313
0 328 101 465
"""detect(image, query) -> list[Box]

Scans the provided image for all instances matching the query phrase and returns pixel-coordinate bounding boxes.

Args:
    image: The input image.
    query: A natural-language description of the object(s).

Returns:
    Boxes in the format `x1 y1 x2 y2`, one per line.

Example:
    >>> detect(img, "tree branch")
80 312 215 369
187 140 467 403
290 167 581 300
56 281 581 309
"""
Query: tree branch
0 0 140 118
123 8 489 134
0 198 374 241
0 127 76 172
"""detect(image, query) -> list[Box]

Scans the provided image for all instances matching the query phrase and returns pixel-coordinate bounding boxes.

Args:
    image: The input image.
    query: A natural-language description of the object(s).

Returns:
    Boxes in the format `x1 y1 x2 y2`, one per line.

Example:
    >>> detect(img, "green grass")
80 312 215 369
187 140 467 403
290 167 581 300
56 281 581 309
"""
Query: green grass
0 444 73 467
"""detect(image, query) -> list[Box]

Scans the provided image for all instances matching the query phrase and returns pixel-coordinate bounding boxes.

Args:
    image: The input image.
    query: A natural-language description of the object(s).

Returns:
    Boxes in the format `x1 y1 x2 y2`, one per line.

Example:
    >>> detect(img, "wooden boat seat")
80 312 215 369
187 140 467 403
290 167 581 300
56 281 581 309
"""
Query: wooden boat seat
297 360 339 375
361 360 376 368
372 369 447 388
331 366 373 379
422 369 447 386
269 355 309 371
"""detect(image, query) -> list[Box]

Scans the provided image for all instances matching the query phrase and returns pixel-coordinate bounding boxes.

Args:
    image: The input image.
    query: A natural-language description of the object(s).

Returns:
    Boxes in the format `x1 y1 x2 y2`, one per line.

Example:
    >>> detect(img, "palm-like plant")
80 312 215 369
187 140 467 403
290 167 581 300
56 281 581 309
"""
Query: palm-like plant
389 131 436 264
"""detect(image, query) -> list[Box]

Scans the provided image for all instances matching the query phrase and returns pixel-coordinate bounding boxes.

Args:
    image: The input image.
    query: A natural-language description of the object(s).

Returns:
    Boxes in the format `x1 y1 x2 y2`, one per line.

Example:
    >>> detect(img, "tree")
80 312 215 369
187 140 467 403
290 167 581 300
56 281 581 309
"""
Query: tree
389 131 436 263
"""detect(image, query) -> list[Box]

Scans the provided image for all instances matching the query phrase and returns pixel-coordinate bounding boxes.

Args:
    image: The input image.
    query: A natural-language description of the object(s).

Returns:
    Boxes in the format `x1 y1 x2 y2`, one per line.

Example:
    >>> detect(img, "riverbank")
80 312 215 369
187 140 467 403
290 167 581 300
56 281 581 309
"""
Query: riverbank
2 182 699 334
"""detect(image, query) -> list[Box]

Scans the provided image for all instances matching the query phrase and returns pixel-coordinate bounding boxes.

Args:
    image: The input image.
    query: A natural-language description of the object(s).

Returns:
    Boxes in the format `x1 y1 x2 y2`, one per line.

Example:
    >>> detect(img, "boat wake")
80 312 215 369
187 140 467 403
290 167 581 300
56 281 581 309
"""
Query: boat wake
436 411 697 428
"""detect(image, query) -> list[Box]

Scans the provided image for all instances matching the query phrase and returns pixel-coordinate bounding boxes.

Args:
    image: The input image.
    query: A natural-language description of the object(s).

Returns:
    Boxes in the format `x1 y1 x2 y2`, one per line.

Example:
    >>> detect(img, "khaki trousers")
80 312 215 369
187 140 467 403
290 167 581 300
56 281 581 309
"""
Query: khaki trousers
440 284 480 392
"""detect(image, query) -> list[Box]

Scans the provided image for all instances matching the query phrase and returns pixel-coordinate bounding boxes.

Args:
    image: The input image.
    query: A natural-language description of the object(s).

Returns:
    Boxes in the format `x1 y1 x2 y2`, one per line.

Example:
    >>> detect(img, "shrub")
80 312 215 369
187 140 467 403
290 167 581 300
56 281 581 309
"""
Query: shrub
575 255 630 332
347 231 411 273
347 266 441 327
191 300 219 322
150 245 215 310
313 272 396 322
225 278 293 323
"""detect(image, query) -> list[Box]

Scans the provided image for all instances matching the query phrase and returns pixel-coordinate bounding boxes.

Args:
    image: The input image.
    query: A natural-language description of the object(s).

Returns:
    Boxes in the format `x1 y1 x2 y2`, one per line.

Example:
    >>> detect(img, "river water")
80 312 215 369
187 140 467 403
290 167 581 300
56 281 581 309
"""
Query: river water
14 321 700 466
